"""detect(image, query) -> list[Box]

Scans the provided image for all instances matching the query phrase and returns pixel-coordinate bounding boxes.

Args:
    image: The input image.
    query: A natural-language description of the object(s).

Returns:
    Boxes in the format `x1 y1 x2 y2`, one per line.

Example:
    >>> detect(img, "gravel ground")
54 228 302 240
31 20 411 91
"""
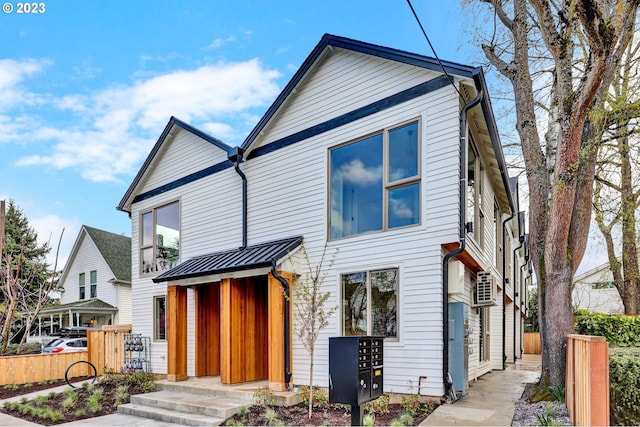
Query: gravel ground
511 383 572 426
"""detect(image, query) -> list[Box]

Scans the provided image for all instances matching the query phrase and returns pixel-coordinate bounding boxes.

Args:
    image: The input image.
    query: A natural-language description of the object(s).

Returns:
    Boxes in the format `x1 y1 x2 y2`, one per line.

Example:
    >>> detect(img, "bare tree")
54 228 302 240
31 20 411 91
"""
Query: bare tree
292 244 338 419
592 36 640 314
476 0 638 389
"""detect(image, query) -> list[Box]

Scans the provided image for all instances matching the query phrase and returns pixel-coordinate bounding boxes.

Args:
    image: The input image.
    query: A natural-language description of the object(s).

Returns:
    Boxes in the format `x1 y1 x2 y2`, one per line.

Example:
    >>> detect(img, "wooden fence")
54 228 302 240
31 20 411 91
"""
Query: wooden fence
566 334 610 427
87 325 131 375
0 324 131 386
0 352 90 386
524 332 542 354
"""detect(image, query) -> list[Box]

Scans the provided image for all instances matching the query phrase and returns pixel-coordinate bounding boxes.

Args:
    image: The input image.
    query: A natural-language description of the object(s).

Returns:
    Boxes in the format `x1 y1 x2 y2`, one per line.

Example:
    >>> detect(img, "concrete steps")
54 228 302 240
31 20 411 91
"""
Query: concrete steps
117 387 252 425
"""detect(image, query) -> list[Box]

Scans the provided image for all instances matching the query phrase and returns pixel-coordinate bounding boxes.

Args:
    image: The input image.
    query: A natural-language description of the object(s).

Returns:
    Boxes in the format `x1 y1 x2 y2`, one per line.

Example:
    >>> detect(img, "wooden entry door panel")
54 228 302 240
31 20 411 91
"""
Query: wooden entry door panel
195 283 220 376
220 276 268 383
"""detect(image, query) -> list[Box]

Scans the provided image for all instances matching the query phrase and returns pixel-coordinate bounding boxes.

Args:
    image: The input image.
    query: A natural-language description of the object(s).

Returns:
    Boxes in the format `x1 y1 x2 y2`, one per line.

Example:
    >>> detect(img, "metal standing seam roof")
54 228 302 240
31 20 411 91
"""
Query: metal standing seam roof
152 236 303 283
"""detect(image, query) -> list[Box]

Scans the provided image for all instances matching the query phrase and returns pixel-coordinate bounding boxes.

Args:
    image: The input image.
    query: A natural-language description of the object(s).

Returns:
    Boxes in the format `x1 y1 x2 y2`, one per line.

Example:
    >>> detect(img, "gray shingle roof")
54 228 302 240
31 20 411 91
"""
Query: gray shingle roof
84 226 131 282
153 236 303 283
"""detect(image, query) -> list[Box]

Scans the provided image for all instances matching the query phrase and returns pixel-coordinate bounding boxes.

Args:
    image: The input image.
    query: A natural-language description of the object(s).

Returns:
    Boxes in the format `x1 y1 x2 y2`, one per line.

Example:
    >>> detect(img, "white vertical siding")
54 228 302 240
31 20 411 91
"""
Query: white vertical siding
116 284 132 324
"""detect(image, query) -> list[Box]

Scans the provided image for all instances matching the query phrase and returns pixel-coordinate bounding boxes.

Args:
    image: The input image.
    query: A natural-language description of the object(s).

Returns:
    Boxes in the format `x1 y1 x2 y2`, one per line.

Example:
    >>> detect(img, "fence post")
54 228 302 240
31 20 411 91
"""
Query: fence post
566 334 609 426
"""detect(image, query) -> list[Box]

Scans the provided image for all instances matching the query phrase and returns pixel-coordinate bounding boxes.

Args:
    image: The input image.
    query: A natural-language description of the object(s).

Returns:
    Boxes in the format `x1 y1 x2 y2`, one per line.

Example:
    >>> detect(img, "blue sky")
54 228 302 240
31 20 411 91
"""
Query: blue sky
0 0 606 273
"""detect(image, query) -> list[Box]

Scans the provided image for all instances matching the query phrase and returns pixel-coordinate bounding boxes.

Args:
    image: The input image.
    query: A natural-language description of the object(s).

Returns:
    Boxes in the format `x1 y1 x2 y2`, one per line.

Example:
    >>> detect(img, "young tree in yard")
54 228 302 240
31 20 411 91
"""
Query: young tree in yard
0 200 53 352
292 244 337 419
475 0 638 390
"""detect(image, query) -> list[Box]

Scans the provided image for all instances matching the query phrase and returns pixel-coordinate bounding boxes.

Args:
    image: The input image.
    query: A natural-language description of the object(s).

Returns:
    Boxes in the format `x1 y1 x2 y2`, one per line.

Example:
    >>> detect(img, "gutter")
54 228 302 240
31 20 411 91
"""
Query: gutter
501 212 515 370
228 147 248 250
441 75 483 400
271 261 293 391
512 233 525 362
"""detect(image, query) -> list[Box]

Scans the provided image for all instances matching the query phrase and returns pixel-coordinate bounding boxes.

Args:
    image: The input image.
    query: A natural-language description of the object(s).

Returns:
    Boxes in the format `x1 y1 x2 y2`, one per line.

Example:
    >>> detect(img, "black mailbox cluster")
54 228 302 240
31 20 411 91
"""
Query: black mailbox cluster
328 336 384 406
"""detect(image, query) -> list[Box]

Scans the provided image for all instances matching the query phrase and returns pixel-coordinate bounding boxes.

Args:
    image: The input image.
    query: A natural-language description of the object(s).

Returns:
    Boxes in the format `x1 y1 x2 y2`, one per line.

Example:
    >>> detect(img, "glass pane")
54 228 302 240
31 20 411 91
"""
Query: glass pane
330 135 383 239
156 202 180 271
371 270 397 338
389 122 418 181
79 273 85 286
155 297 166 340
342 272 368 336
388 183 420 228
90 284 97 298
141 248 154 274
467 145 476 236
142 212 153 246
90 270 97 284
79 286 85 300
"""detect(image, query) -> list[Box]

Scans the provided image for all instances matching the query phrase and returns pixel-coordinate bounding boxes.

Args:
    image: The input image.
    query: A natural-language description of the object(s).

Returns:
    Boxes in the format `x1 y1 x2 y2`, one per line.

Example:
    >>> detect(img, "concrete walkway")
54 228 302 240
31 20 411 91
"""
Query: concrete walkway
421 354 542 426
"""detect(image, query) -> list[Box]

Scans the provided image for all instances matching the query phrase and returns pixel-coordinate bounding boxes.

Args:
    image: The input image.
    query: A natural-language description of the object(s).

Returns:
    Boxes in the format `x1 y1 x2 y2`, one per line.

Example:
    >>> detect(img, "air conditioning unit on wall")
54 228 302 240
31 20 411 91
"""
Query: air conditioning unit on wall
473 271 497 306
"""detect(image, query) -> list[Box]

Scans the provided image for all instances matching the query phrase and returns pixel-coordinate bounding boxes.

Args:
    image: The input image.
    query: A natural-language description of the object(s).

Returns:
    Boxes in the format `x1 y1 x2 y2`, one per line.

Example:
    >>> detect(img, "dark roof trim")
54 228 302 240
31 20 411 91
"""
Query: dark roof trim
117 116 232 212
152 236 303 283
241 33 475 152
132 159 233 205
247 75 450 160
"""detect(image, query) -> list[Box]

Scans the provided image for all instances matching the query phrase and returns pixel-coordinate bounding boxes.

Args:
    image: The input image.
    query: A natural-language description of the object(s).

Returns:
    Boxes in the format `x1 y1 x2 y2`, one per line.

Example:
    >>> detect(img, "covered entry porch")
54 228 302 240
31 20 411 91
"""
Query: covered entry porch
153 236 302 392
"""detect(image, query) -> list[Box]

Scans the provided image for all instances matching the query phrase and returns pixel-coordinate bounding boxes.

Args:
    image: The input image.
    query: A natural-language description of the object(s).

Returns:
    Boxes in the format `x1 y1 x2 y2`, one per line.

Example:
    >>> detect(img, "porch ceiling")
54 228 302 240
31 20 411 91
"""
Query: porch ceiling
152 236 303 284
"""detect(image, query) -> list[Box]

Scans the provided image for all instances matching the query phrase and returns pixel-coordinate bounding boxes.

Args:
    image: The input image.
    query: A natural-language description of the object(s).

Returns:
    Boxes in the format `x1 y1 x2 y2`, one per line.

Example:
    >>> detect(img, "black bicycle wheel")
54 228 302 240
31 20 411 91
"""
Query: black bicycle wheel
65 360 97 388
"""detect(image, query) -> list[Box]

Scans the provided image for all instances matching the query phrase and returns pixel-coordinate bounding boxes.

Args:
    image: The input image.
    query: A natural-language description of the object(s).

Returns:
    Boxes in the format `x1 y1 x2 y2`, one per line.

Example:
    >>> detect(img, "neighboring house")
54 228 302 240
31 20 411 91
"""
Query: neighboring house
573 263 624 314
117 34 529 398
37 225 132 335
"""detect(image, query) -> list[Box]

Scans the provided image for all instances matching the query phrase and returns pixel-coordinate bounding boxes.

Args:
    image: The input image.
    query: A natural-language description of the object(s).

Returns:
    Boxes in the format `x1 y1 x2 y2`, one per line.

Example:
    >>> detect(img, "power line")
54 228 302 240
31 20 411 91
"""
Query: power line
406 0 465 101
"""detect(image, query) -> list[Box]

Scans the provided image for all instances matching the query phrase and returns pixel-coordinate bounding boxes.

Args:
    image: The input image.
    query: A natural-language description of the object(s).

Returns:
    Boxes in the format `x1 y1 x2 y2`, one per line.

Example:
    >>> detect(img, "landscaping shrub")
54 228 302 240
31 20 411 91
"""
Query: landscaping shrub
574 312 640 347
609 347 640 426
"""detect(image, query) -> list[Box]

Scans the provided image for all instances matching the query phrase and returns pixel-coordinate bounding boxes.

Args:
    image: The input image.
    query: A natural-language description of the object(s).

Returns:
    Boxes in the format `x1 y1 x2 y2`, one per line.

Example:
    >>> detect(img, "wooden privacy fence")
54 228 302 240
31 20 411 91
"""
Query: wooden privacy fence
566 334 610 427
0 352 89 386
0 324 131 386
524 332 541 354
87 324 131 375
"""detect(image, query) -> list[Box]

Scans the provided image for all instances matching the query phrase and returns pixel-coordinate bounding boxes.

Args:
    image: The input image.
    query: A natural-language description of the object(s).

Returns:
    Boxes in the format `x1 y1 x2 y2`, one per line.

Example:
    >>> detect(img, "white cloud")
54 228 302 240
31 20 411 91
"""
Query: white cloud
0 58 49 111
338 159 382 185
206 36 236 49
30 214 82 270
9 58 281 182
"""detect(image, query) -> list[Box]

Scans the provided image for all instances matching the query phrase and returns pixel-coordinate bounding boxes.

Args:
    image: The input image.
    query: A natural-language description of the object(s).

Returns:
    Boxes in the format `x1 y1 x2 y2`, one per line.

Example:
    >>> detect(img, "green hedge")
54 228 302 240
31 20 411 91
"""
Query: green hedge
574 312 640 347
609 347 640 426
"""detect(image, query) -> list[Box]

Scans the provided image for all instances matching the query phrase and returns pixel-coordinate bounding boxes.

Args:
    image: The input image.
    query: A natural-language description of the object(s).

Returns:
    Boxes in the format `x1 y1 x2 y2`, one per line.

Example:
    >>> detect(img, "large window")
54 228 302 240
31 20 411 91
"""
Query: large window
141 201 180 274
330 121 420 239
90 270 97 298
341 268 398 338
154 296 166 341
79 273 85 300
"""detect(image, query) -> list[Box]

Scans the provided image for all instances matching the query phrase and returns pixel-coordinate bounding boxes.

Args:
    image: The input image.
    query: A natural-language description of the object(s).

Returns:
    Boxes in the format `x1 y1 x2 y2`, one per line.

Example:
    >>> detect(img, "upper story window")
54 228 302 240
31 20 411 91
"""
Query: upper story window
140 201 180 275
330 121 420 240
467 138 485 247
79 273 85 300
90 270 97 298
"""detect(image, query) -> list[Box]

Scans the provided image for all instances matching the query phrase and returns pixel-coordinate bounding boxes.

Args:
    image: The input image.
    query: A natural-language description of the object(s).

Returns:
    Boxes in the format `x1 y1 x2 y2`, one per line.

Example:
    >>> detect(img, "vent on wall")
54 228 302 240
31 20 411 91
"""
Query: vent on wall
473 271 497 306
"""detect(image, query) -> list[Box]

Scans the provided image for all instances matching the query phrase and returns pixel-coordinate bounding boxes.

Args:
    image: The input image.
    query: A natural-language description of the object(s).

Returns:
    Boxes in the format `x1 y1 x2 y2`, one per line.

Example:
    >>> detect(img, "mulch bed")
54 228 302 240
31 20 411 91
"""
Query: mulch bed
0 379 145 425
223 403 432 426
0 378 91 400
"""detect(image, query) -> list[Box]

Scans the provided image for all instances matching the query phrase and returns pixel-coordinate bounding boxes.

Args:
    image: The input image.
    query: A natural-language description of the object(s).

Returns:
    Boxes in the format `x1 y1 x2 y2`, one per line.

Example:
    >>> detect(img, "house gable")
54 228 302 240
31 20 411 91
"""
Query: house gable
117 117 233 213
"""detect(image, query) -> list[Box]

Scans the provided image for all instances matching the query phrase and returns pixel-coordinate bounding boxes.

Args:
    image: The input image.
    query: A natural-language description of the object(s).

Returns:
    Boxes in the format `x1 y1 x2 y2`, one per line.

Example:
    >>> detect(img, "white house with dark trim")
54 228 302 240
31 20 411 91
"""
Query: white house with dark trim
37 225 132 336
117 34 529 398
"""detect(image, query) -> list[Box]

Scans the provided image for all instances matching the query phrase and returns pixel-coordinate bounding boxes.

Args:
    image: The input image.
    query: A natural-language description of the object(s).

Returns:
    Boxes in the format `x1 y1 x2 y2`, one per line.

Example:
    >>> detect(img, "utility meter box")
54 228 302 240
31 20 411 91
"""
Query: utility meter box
328 336 384 406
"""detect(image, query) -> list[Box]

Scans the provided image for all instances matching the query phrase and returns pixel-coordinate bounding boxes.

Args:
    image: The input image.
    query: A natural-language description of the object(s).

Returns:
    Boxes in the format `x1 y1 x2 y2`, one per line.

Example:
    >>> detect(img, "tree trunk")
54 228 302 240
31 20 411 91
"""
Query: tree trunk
308 348 314 419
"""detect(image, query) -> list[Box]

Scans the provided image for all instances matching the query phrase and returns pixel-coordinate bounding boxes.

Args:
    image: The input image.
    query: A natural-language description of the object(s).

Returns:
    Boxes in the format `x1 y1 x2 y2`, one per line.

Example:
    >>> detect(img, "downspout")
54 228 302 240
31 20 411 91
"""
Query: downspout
442 79 483 399
512 235 524 362
271 261 292 391
501 212 515 370
228 147 247 250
